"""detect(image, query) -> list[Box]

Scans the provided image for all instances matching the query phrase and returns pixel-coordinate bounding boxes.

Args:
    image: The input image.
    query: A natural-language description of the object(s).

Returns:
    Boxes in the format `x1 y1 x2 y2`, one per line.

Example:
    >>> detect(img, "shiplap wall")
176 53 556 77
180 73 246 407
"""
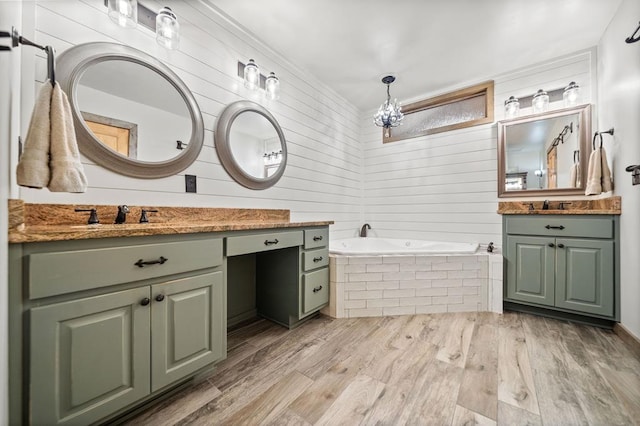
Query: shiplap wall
17 0 363 239
360 49 596 246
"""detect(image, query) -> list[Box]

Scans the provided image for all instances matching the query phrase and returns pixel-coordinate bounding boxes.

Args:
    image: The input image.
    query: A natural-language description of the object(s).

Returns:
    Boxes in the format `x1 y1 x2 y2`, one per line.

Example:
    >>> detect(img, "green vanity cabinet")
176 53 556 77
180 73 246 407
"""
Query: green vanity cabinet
11 234 226 426
503 215 619 322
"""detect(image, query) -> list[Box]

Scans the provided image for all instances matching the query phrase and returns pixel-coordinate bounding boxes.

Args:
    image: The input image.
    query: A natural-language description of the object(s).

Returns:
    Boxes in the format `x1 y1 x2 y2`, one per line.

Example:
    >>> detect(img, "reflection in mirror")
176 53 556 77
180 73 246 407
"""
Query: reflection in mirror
76 60 192 162
497 104 591 197
215 100 287 190
229 112 283 179
57 42 204 178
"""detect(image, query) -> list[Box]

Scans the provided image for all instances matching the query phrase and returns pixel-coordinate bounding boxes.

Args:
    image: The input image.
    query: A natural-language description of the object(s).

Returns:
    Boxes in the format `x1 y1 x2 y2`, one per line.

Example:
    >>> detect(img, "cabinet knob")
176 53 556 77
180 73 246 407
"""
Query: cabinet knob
548 243 555 248
140 297 150 306
557 243 565 248
313 256 323 262
313 285 323 293
155 294 165 302
313 235 323 241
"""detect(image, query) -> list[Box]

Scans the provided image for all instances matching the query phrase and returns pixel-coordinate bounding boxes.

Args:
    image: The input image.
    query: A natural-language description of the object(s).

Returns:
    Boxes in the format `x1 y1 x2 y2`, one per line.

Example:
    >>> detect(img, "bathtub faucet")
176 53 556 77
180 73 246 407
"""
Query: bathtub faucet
360 223 371 237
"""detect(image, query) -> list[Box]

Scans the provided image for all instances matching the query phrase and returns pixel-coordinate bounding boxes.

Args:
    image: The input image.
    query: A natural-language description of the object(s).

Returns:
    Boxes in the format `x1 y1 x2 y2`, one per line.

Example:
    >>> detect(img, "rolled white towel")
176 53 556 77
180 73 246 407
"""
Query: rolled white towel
16 81 53 188
48 82 88 193
569 163 578 188
585 149 602 195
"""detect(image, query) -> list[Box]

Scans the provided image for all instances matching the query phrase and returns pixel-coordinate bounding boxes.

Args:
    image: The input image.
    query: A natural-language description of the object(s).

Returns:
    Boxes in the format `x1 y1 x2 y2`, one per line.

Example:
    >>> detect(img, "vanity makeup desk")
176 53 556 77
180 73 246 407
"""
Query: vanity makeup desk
8 200 331 425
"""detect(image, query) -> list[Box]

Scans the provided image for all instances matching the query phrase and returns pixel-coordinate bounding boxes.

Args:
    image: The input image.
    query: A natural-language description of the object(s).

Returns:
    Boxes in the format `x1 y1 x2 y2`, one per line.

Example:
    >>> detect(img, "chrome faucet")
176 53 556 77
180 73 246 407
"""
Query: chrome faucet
115 205 130 224
360 223 371 237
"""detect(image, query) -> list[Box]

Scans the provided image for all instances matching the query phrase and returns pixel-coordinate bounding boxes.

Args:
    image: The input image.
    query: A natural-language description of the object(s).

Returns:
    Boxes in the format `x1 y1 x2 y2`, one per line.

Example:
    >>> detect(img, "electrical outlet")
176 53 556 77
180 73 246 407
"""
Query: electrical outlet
185 175 197 193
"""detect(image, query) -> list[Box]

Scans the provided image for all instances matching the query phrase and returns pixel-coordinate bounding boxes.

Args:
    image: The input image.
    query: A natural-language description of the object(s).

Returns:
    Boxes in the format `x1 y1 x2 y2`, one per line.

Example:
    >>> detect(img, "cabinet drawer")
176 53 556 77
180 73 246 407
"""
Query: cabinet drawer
304 228 328 249
505 216 613 239
226 230 303 256
302 248 329 271
302 268 329 313
28 238 223 299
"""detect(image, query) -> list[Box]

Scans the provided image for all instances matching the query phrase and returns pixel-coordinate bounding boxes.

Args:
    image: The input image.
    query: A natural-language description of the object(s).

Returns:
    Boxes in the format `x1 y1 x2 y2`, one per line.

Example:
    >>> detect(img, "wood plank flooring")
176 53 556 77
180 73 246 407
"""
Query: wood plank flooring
125 312 640 426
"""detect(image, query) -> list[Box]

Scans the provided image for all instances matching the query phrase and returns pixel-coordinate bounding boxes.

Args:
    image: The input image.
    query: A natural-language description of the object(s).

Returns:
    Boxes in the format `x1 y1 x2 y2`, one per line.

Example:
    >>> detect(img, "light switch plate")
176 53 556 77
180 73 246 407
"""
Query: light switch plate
185 175 197 193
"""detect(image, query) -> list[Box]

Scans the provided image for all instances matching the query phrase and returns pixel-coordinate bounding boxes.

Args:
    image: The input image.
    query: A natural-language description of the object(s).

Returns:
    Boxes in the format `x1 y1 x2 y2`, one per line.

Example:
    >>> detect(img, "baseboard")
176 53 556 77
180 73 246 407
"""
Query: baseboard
613 323 640 358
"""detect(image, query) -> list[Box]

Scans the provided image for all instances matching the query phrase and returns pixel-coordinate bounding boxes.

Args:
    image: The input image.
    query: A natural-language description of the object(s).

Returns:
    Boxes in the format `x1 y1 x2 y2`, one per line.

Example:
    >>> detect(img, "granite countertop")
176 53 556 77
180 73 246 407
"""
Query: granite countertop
8 200 333 243
497 196 621 215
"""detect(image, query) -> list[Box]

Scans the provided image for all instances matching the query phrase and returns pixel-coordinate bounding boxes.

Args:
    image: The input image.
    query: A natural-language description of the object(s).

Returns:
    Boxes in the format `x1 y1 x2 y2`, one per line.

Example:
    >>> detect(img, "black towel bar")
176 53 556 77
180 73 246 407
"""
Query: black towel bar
626 21 640 44
1 27 56 86
593 128 614 150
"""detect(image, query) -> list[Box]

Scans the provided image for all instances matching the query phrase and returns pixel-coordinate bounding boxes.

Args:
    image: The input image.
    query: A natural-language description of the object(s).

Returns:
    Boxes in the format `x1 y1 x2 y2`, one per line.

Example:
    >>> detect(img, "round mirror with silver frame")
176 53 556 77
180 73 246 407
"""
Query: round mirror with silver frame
215 100 287 190
57 42 204 178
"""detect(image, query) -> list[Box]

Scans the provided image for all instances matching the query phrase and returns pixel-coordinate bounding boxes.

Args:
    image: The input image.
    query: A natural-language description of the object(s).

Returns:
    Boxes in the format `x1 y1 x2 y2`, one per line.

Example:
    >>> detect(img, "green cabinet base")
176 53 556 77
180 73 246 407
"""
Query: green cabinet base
504 301 615 329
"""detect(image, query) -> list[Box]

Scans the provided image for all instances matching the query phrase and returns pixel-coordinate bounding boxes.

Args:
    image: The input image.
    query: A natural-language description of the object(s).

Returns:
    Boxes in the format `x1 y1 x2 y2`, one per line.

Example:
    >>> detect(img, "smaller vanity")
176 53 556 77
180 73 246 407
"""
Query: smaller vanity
8 201 331 425
498 197 621 326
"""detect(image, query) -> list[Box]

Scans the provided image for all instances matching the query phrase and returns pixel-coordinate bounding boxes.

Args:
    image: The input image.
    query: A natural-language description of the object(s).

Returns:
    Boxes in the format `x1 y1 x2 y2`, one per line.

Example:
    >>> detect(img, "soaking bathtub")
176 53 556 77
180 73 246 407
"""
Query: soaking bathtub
329 237 479 255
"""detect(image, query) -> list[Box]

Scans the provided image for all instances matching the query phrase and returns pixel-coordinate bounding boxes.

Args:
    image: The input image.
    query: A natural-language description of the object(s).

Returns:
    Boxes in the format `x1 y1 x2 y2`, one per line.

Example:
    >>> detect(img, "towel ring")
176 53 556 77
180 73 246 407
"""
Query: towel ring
573 150 580 164
593 133 603 150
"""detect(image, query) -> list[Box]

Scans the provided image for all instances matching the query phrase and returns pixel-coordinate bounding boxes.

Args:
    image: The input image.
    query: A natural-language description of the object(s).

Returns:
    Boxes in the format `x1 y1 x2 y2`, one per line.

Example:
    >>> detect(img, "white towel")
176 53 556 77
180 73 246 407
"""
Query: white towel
601 148 613 193
585 149 602 195
16 81 53 188
575 162 581 188
48 82 88 192
569 163 578 188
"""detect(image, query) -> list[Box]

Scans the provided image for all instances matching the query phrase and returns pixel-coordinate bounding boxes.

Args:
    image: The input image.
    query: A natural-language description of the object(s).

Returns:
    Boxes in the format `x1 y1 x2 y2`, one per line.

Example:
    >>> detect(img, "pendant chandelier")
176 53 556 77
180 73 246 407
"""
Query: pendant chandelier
373 75 404 133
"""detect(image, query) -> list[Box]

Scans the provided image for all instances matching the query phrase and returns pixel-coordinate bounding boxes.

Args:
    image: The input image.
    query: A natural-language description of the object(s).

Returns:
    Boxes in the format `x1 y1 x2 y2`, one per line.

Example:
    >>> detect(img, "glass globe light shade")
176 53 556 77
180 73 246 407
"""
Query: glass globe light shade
265 72 280 100
108 0 138 28
532 89 549 113
156 7 180 50
504 96 520 118
244 59 260 90
563 81 581 107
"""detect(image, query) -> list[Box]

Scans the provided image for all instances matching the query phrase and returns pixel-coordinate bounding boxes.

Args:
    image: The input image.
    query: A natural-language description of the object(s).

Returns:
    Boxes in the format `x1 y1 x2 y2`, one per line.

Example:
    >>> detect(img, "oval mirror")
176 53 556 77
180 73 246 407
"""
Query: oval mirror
215 101 287 189
57 42 204 178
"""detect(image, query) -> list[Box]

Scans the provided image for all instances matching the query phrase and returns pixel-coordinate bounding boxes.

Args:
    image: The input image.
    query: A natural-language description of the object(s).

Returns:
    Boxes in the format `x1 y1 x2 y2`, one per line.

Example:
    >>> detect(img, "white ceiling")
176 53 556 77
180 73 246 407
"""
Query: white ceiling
204 0 621 112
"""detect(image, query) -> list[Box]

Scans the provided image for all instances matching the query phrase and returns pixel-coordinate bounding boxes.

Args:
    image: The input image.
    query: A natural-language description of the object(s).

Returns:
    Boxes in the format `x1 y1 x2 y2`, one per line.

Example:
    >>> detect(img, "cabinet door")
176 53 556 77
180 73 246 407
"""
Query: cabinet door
506 235 555 306
151 271 225 391
555 238 614 317
30 287 151 426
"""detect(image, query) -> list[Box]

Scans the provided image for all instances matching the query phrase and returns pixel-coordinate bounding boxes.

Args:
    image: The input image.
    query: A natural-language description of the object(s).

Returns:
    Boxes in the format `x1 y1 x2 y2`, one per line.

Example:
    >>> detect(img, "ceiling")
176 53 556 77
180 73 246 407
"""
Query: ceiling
204 0 621 113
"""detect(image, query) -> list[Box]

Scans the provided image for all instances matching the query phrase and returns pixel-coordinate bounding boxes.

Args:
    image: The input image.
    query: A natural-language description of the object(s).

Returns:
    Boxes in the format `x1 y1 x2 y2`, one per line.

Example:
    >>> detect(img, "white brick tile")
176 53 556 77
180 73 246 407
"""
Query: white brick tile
416 256 447 264
400 263 433 272
432 279 463 288
416 287 448 297
434 295 463 305
383 255 415 264
368 298 399 308
447 303 480 313
399 280 432 289
416 304 448 314
432 262 463 271
463 278 487 287
415 271 448 280
463 295 483 304
367 281 400 290
345 282 366 291
383 306 416 316
447 287 479 296
367 263 400 273
344 300 366 309
333 256 348 265
384 288 415 298
447 270 480 279
330 264 345 282
463 262 482 271
401 296 432 306
345 264 367 273
349 290 382 300
383 271 416 281
348 308 383 318
447 255 478 263
349 256 382 264
349 273 383 282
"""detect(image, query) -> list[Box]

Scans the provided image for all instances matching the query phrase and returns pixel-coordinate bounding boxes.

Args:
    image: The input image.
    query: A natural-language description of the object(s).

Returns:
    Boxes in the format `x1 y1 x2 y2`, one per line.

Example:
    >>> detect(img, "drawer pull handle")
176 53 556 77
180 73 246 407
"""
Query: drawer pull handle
264 239 279 246
155 294 165 302
134 256 168 268
548 243 555 248
557 243 565 248
140 297 150 306
313 285 323 293
313 235 323 241
313 256 323 262
545 225 565 230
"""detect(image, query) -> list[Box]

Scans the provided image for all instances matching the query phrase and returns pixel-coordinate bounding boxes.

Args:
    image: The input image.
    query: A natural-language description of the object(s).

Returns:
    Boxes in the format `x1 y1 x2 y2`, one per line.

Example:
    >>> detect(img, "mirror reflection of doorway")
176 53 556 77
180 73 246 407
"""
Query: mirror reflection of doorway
82 111 138 159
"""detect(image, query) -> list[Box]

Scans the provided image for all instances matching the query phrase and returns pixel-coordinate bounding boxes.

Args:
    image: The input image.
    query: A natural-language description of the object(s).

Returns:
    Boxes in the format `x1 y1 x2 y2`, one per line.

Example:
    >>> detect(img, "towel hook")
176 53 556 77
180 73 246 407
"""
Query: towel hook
593 128 614 150
626 21 640 44
1 27 55 86
573 150 580 164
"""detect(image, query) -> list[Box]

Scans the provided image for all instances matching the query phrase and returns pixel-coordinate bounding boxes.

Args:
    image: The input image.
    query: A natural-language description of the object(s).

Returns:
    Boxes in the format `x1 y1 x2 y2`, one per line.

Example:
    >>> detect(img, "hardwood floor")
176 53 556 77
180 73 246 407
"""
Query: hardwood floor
125 312 640 426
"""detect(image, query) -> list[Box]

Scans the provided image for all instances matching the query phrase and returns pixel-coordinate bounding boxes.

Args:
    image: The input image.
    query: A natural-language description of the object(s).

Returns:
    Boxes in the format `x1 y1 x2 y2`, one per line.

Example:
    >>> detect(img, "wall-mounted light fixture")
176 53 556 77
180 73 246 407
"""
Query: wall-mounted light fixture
563 81 581 107
504 96 520 118
237 60 280 100
373 75 404 137
105 1 180 50
532 89 549 113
